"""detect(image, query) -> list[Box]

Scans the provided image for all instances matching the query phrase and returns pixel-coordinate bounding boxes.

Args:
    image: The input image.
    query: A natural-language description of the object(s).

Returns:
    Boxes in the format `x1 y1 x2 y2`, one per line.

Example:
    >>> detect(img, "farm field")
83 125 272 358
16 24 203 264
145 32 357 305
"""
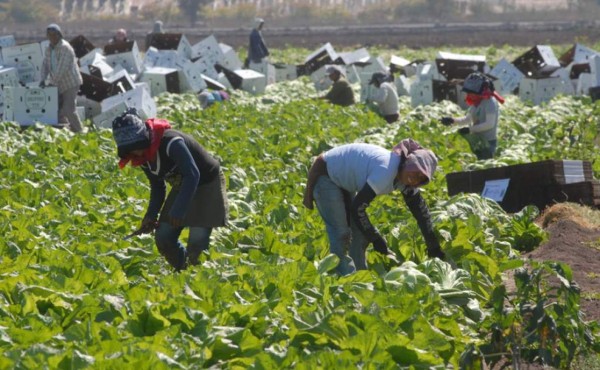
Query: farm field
1 44 600 368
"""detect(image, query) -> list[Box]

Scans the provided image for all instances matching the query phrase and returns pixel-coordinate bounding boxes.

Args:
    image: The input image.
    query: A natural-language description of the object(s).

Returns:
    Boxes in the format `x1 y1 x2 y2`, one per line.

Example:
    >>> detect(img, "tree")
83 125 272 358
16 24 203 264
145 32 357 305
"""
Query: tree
177 0 213 26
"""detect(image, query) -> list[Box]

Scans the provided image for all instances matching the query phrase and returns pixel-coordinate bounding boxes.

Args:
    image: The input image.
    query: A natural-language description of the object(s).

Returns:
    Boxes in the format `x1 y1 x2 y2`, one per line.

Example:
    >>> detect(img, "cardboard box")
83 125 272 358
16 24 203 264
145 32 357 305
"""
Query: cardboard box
78 48 106 68
147 33 192 59
96 87 156 129
104 40 143 75
76 95 102 119
80 72 116 102
550 67 575 95
191 35 224 68
249 61 275 85
191 58 218 80
105 68 136 93
0 35 16 48
410 79 433 106
559 43 600 66
0 67 20 108
432 79 459 103
336 48 370 65
446 160 596 212
512 45 561 78
80 57 114 78
219 43 243 71
235 69 266 94
304 43 338 75
310 66 333 91
143 47 180 69
139 67 180 96
395 75 412 96
201 74 227 91
176 58 207 92
519 77 563 105
435 51 487 80
489 58 524 95
273 63 298 82
1 43 43 84
3 86 58 125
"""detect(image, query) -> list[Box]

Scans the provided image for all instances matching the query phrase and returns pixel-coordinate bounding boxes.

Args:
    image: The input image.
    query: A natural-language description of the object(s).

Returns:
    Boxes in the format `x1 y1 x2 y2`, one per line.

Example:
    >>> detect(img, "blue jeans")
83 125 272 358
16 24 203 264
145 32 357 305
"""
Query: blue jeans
155 222 213 271
313 176 369 275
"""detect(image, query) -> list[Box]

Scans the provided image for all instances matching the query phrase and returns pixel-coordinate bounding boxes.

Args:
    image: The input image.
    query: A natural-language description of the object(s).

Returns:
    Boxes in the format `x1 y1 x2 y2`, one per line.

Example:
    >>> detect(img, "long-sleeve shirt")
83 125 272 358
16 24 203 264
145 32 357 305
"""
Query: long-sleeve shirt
141 130 220 221
248 29 269 63
454 98 499 142
324 78 355 107
370 82 399 116
41 39 82 93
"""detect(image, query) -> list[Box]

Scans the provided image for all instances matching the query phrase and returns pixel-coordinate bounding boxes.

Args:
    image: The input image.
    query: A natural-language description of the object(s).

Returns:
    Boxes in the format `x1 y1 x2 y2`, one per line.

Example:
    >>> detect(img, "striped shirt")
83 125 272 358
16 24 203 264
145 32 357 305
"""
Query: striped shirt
41 39 83 93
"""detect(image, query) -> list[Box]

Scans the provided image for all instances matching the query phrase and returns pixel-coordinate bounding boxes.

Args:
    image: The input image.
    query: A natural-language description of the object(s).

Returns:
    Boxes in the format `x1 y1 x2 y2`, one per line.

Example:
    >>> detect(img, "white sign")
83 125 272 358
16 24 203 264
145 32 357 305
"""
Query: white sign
481 179 510 202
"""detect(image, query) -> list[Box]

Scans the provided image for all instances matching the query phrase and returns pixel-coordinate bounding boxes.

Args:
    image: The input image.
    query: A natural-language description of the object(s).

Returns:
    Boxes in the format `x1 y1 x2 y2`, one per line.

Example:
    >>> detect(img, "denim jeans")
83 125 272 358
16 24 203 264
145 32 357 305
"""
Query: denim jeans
313 176 369 275
155 222 213 271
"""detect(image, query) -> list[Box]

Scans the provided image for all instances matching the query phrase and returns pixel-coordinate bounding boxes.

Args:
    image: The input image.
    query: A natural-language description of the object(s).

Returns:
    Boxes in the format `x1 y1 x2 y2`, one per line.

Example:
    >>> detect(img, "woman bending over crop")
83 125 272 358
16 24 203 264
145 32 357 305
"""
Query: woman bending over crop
112 108 228 271
303 139 444 276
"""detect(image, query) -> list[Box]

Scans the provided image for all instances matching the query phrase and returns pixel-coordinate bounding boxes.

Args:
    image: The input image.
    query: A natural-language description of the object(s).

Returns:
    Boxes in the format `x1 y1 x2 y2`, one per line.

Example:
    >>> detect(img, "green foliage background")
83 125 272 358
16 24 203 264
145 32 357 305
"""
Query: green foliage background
0 45 599 368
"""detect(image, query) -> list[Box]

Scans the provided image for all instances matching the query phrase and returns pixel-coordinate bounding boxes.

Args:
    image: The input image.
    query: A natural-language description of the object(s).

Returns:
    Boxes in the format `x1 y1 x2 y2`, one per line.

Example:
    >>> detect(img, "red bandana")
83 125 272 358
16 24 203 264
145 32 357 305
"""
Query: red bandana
465 87 505 107
118 118 172 169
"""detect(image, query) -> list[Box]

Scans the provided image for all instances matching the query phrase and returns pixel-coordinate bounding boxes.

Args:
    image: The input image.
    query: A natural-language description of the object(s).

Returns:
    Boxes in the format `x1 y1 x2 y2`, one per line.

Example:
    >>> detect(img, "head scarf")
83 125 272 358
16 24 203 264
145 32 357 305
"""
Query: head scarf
254 18 264 29
46 23 63 38
392 139 437 186
112 109 172 169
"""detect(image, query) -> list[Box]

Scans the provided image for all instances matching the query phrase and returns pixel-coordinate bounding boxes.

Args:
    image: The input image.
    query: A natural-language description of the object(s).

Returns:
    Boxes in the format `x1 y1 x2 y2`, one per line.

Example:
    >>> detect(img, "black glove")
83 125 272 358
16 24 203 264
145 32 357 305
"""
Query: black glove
39 81 46 88
457 127 470 135
372 234 389 254
441 117 454 126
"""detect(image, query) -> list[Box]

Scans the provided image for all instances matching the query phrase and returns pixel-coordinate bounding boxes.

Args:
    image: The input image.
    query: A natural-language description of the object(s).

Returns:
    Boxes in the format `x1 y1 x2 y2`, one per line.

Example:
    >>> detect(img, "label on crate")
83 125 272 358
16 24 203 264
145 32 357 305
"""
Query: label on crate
482 179 510 202
23 89 49 110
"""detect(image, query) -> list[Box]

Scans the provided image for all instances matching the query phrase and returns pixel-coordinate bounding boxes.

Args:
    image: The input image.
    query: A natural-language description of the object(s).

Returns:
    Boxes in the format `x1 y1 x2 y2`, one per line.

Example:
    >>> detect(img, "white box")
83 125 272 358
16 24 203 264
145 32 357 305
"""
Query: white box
76 95 102 119
191 35 224 68
95 88 157 129
202 74 227 90
410 79 433 106
310 66 333 91
235 69 266 94
355 56 388 76
564 43 599 64
274 64 297 82
80 58 114 78
78 49 106 68
1 43 43 84
217 73 233 90
93 101 128 129
3 86 58 125
345 65 361 84
489 58 524 95
550 68 575 95
139 67 180 96
143 48 180 69
337 48 370 65
0 67 20 107
105 69 136 93
219 43 243 70
0 35 16 48
193 58 218 80
249 61 275 85
415 62 445 82
519 77 563 105
395 75 412 96
176 59 207 92
104 41 143 75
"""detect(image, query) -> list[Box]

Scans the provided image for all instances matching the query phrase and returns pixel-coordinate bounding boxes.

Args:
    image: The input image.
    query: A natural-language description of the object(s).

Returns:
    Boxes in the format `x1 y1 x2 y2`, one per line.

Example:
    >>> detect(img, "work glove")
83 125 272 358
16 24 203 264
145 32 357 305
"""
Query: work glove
441 117 454 126
140 218 158 233
457 127 470 135
372 234 389 255
39 81 46 88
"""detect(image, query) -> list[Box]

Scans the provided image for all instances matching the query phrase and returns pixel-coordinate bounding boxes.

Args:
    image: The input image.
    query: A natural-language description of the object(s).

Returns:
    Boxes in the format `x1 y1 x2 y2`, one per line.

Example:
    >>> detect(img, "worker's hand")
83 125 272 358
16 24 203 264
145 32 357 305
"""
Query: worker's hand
441 117 454 126
303 192 314 210
140 218 158 233
39 81 46 88
457 127 470 135
372 234 389 254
